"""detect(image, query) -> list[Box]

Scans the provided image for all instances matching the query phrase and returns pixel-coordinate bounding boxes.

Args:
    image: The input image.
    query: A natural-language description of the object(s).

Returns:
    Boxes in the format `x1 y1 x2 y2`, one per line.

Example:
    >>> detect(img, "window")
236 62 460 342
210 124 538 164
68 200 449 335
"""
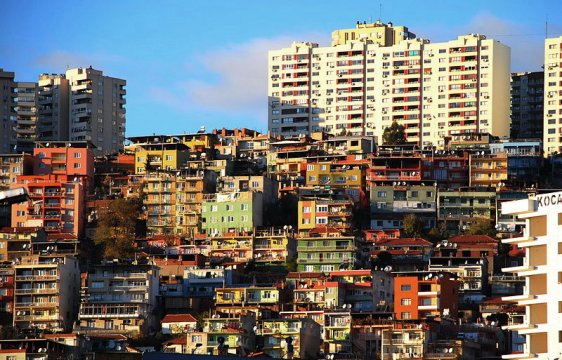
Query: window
401 298 412 305
377 191 387 197
401 312 411 319
307 164 314 171
303 207 311 213
165 155 173 161
316 217 327 224
400 284 412 291
73 163 81 169
241 204 249 211
74 152 81 158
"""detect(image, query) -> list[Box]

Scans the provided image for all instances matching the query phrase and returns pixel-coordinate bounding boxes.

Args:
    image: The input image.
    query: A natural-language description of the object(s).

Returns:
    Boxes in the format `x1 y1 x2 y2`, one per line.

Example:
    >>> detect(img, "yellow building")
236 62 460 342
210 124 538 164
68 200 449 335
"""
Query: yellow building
306 161 364 188
0 227 46 262
331 21 415 46
144 168 215 236
469 151 508 187
129 135 190 175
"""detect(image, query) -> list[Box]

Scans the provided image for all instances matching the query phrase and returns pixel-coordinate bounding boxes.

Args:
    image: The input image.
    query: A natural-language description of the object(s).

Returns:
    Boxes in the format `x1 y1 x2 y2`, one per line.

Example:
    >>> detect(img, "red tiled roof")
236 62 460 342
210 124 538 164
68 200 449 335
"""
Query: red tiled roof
163 337 188 346
0 227 42 234
287 272 323 279
162 314 198 323
309 226 341 234
378 237 432 246
44 333 77 339
371 249 423 256
0 349 26 353
448 235 497 243
330 270 371 276
482 297 514 305
46 233 77 240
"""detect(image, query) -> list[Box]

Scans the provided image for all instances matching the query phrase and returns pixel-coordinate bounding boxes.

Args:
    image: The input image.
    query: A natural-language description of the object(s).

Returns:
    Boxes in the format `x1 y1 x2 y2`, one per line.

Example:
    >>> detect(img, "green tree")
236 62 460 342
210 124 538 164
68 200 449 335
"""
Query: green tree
403 214 425 237
382 121 407 145
94 196 143 259
426 227 444 243
466 218 497 237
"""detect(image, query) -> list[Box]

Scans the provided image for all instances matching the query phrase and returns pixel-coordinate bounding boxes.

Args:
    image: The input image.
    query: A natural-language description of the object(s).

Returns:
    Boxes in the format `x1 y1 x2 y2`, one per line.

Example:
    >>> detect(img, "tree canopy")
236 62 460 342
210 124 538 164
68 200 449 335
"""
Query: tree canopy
93 196 143 259
403 214 425 238
465 218 497 237
382 121 407 145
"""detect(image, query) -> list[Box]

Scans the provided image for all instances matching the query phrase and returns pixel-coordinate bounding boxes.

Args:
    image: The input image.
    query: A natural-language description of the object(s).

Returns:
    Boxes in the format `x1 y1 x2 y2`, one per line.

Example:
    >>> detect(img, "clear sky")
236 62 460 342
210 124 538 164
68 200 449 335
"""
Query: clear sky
2 0 561 137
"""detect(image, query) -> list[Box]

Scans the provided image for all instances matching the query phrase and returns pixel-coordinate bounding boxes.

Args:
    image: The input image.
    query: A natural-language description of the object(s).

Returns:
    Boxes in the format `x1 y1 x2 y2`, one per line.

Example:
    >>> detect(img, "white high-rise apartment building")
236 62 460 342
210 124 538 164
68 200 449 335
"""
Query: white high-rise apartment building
501 191 562 359
544 36 562 155
268 23 510 148
66 67 126 155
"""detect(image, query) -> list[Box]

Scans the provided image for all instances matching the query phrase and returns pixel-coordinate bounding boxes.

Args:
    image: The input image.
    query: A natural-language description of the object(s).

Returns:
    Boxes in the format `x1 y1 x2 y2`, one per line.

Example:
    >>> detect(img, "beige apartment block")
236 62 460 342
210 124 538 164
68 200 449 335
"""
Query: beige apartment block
66 67 126 155
37 74 70 142
331 21 415 46
501 191 562 358
544 36 562 155
268 25 510 149
13 255 80 332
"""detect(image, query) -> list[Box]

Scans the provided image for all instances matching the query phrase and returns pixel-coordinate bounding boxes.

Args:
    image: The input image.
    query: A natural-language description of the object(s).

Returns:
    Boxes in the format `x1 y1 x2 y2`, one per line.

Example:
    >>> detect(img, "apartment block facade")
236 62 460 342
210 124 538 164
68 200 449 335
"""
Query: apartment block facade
14 82 38 153
78 262 160 337
37 74 70 142
510 71 543 140
0 69 16 154
13 255 80 332
201 191 264 236
543 36 562 154
268 25 510 148
11 142 94 237
66 67 126 155
501 191 562 358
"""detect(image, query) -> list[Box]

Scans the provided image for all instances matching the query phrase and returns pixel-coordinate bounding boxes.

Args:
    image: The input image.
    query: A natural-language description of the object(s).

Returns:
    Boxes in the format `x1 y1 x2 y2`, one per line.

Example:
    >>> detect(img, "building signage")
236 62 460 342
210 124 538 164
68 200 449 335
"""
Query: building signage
536 192 562 209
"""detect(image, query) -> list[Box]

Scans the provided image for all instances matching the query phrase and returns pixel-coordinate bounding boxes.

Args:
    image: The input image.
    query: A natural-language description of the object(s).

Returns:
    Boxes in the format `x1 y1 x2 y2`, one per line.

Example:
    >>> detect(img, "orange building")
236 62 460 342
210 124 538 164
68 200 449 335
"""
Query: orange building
11 142 94 237
394 272 458 321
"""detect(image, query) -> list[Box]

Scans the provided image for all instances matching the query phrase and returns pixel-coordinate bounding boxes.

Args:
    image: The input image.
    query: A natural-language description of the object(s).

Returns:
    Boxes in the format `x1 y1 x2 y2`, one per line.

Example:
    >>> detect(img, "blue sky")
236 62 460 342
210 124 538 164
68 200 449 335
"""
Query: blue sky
2 0 561 137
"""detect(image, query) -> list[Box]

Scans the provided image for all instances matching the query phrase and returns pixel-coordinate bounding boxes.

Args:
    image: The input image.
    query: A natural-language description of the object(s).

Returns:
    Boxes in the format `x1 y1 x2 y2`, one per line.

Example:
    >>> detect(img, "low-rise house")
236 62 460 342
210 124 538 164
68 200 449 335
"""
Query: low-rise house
256 318 321 359
161 314 198 335
184 313 256 356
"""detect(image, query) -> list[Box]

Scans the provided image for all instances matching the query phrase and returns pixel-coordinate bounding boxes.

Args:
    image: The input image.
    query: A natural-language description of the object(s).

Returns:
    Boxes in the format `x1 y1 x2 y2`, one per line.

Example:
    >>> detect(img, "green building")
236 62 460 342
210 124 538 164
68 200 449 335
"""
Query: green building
201 191 263 235
296 228 355 272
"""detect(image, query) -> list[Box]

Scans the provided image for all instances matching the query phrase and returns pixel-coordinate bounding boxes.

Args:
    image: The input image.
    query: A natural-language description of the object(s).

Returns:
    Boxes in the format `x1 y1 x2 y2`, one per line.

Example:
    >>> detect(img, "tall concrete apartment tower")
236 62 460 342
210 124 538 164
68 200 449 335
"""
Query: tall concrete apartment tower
14 81 38 153
510 72 544 140
37 74 70 142
0 69 16 153
544 36 562 155
268 23 511 148
65 67 126 155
